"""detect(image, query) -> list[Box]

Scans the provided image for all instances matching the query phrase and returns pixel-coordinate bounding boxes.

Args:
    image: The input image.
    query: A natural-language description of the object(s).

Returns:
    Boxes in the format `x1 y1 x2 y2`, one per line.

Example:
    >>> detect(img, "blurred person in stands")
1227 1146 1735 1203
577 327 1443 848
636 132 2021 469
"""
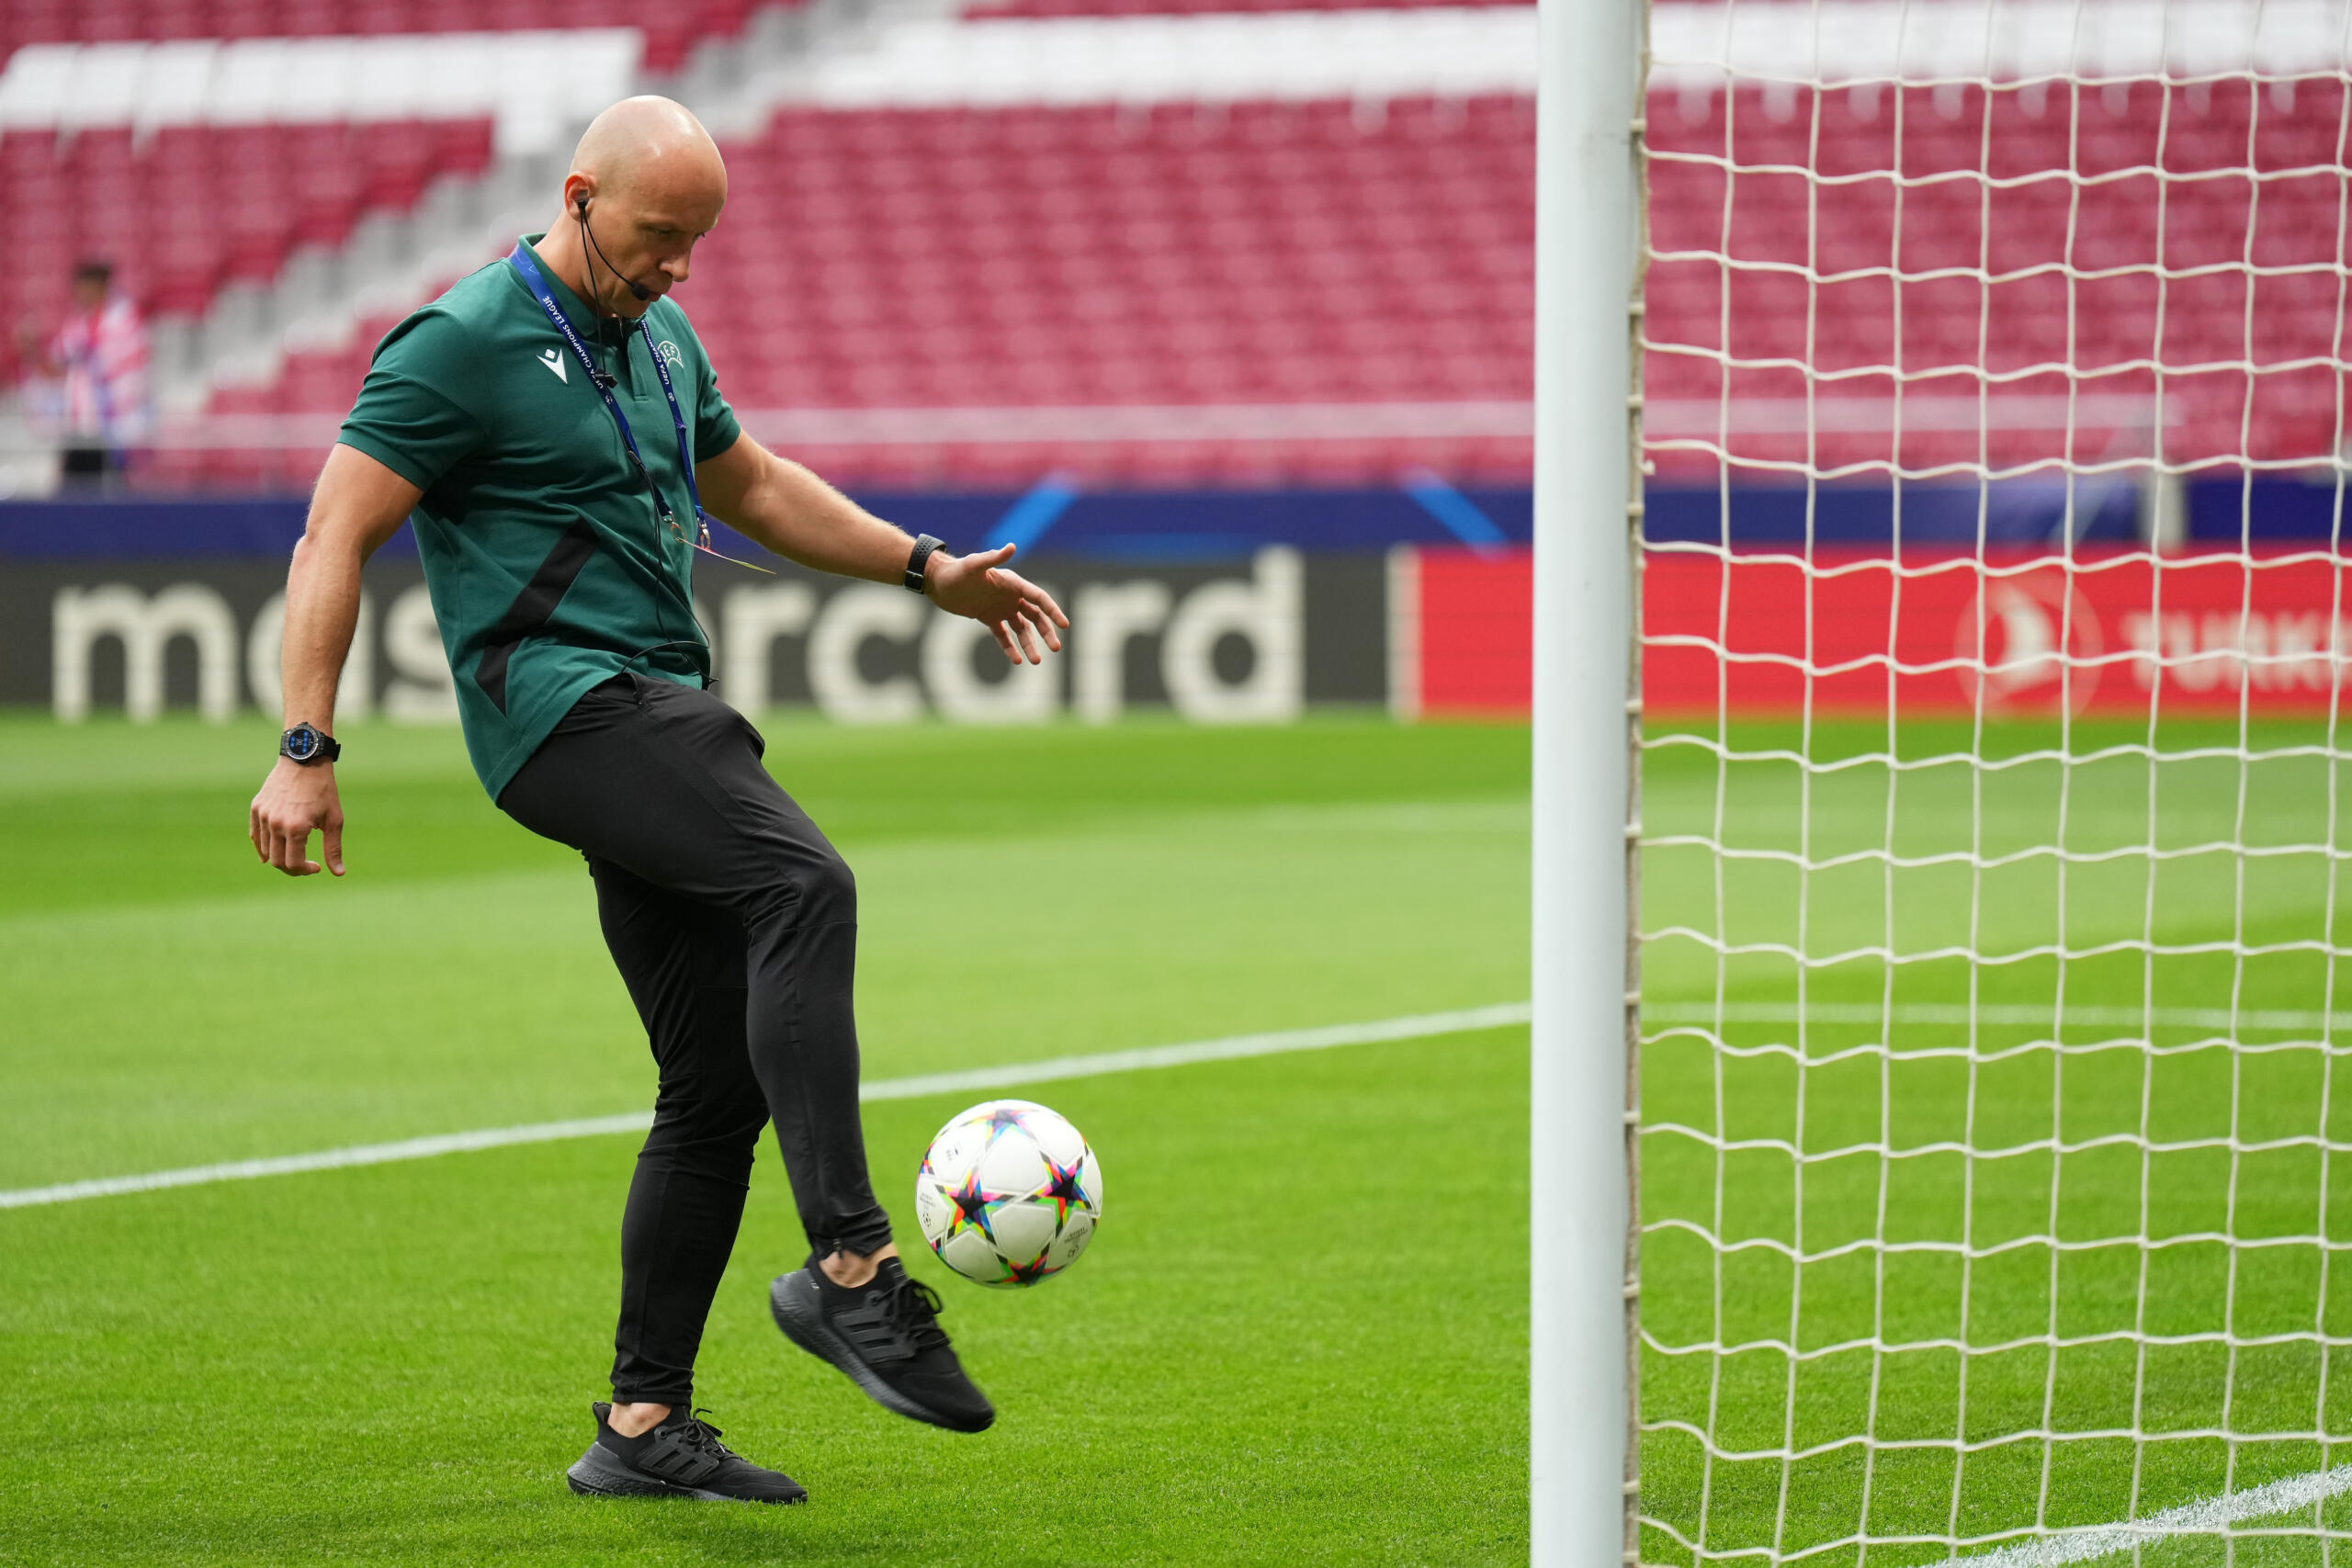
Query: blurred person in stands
20 259 153 487
246 96 1067 1505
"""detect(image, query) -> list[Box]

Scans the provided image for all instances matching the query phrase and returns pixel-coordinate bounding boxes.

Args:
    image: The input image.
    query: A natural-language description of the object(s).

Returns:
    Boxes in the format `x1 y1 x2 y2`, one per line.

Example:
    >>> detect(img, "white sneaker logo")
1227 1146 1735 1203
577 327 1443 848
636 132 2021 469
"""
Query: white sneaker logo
537 347 568 384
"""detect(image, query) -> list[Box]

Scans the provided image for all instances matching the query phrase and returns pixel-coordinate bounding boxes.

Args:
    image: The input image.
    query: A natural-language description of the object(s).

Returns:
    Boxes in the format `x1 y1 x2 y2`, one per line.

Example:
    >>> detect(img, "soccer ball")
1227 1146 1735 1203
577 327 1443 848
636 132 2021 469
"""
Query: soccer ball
914 1099 1102 1287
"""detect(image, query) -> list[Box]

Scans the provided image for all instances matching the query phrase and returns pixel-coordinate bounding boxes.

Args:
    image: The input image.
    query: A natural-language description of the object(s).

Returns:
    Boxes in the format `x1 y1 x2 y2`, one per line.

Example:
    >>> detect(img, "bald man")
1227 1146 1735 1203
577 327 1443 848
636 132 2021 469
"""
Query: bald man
248 97 1068 1505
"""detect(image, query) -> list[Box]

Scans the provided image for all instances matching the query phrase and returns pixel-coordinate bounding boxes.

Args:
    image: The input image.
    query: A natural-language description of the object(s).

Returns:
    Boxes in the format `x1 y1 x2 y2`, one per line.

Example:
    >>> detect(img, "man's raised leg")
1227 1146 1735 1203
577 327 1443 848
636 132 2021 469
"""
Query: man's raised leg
501 674 991 1433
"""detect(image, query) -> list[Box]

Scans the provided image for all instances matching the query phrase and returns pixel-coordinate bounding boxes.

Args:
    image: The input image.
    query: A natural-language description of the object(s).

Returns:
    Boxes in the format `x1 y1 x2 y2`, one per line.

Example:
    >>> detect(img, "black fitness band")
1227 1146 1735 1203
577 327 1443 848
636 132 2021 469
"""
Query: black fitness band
904 534 945 593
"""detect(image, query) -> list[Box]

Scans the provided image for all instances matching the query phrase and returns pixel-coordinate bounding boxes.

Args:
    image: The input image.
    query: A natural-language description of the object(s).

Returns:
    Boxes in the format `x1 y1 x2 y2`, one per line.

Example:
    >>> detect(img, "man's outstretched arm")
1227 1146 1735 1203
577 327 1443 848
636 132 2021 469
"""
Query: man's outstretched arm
695 434 1069 664
248 443 422 877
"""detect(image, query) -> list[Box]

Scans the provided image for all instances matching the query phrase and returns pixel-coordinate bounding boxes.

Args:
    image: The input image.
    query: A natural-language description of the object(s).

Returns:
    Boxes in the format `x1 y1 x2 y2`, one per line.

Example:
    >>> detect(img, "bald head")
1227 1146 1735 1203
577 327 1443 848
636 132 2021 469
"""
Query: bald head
571 96 726 209
552 96 727 317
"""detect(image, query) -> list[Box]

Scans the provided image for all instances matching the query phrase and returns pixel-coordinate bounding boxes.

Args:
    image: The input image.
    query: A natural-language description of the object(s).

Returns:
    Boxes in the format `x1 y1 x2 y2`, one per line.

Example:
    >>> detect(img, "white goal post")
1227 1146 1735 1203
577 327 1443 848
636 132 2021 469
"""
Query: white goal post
1541 1 2352 1564
1531 0 1644 1563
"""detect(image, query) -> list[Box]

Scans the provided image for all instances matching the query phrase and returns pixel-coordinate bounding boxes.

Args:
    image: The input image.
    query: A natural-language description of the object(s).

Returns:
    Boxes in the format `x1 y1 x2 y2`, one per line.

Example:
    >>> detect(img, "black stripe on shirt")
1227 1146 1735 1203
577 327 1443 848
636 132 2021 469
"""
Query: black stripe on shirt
475 520 599 714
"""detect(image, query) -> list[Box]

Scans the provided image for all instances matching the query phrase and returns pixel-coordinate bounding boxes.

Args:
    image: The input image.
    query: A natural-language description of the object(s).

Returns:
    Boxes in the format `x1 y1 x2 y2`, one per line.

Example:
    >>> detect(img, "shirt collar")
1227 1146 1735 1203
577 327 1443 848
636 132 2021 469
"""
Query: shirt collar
518 231 603 334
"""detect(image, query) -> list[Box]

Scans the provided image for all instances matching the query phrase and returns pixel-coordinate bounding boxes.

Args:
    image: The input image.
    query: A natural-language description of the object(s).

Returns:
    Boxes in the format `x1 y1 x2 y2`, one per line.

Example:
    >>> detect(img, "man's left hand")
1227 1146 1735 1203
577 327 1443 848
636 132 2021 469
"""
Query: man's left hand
925 544 1069 664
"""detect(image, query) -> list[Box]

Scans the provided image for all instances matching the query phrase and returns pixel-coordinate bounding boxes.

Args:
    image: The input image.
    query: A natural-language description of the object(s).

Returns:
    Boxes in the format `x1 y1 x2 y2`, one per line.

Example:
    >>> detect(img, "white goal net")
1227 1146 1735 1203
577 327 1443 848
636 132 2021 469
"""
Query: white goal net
1633 2 2352 1563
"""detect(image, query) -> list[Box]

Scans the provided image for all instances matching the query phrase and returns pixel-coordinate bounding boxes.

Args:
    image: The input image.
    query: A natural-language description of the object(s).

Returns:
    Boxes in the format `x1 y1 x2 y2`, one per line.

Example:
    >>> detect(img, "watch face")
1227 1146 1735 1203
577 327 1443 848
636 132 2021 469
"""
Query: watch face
286 728 317 760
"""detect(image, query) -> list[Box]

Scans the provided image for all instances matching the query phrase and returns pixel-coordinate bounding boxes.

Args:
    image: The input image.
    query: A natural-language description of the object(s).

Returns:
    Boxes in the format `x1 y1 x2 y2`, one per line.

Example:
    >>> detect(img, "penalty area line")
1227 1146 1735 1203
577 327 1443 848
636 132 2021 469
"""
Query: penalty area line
0 1001 1531 1213
1959 1464 2352 1567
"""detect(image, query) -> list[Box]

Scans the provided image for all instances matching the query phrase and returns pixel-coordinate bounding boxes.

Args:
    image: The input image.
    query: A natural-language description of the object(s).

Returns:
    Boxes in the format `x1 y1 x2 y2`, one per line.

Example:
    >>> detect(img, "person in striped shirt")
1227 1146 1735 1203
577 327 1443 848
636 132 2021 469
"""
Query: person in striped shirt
25 259 153 486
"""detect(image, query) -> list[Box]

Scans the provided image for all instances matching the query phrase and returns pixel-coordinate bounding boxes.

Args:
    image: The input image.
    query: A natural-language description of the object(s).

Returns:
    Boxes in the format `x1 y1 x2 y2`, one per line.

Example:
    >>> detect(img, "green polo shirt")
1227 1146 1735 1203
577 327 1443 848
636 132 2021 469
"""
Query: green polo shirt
338 234 743 801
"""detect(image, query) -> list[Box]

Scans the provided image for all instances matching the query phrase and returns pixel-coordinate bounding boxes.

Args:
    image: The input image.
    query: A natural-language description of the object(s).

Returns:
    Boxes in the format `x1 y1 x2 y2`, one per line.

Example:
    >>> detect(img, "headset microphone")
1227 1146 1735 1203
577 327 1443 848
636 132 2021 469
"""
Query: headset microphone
574 192 652 305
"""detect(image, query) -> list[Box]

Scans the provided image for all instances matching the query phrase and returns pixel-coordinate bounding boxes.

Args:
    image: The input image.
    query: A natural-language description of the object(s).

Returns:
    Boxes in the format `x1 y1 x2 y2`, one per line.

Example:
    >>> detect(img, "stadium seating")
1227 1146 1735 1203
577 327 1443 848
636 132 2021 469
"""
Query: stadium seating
0 0 764 72
178 72 2352 492
0 10 765 388
2 117 494 336
1645 76 2352 478
200 95 1538 491
966 0 1513 17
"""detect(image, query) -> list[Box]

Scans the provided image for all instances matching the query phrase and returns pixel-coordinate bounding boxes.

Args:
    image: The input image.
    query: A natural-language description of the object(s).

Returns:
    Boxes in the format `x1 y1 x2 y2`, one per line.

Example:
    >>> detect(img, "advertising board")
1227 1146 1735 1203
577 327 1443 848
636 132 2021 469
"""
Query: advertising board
18 540 2349 725
1397 547 2352 717
5 549 1388 722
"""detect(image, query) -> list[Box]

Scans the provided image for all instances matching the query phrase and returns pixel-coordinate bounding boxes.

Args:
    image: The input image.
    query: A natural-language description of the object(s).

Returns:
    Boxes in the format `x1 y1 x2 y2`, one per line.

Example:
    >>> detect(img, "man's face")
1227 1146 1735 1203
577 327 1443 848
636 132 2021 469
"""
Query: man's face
587 179 726 321
71 277 106 311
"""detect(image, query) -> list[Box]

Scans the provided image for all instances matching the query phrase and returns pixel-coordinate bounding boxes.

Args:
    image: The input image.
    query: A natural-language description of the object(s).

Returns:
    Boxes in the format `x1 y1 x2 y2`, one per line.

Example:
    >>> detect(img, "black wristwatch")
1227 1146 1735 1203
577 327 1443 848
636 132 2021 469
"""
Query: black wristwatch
280 723 341 766
904 534 945 594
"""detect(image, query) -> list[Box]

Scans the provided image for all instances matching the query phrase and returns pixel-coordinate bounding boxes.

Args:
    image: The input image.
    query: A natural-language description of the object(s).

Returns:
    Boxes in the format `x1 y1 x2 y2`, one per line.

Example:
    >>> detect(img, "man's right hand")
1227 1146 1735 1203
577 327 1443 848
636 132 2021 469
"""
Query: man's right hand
248 446 419 880
250 755 345 877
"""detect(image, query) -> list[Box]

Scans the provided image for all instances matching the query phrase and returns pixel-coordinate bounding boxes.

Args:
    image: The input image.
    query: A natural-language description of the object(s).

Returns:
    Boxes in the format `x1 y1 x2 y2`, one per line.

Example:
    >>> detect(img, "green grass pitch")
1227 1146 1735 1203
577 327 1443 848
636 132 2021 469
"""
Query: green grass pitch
6 708 2346 1565
1642 716 2352 1567
0 714 1530 1567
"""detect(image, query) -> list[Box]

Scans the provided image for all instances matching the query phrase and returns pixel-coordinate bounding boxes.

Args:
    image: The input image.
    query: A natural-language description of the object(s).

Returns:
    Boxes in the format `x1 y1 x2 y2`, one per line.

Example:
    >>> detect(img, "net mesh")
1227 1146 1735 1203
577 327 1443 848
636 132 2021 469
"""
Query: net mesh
1633 2 2352 1562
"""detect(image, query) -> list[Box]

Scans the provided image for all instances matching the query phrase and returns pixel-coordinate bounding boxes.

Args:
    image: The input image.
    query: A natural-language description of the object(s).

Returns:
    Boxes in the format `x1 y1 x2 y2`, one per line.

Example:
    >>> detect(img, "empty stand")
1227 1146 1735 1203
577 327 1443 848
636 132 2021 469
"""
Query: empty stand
1645 76 2352 478
184 76 2352 492
3 116 492 336
197 95 1538 490
0 0 764 72
967 0 1515 16
696 97 1534 485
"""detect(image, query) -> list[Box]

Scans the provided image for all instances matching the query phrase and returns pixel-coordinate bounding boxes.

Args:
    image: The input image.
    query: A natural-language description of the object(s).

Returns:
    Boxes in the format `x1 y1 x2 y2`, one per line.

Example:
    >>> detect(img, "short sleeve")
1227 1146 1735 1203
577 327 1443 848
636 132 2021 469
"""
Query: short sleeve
681 313 741 464
338 310 487 491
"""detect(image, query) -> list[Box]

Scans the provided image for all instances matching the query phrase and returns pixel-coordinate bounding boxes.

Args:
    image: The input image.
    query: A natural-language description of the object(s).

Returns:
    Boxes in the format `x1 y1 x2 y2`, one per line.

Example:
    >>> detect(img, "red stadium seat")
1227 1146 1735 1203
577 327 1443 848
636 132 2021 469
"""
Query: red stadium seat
186 76 2352 489
964 0 1518 16
6 116 496 324
0 0 783 63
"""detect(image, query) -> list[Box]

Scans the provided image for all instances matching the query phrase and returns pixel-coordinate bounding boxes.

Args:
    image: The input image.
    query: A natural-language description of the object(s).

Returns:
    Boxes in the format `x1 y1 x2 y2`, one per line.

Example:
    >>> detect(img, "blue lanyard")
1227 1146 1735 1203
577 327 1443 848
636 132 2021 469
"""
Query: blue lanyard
506 242 724 558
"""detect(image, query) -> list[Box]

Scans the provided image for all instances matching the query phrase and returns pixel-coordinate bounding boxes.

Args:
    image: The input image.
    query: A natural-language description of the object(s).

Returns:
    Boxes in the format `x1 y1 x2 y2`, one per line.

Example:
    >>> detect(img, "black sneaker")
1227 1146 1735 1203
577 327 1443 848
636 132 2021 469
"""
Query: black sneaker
769 1255 995 1433
565 1402 808 1504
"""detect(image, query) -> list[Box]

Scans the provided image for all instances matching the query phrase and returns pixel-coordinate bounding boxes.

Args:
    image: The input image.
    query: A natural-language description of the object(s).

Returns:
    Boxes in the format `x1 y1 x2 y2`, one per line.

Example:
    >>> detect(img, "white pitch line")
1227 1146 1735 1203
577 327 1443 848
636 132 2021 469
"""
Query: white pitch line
0 1002 1531 1213
0 1115 657 1213
1959 1465 2352 1567
1646 1001 2352 1032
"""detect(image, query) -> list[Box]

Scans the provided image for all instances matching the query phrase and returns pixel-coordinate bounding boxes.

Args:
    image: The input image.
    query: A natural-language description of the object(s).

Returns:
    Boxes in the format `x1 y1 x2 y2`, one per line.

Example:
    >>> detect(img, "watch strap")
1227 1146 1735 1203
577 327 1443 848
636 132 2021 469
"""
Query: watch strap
904 534 945 593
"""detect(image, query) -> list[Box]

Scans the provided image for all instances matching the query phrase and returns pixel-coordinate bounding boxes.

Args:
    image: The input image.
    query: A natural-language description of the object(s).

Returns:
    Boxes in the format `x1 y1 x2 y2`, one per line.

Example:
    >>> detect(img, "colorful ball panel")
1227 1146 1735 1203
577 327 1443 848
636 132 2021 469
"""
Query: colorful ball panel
915 1098 1103 1288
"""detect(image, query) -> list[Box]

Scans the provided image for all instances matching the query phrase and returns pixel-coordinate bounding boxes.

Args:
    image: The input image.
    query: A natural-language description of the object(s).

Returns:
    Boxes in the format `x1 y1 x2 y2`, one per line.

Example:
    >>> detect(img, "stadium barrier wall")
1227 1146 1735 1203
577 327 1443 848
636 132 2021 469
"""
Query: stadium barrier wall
1400 546 2352 717
3 550 1389 723
18 542 2352 723
0 489 1536 560
0 474 2338 563
10 479 2347 723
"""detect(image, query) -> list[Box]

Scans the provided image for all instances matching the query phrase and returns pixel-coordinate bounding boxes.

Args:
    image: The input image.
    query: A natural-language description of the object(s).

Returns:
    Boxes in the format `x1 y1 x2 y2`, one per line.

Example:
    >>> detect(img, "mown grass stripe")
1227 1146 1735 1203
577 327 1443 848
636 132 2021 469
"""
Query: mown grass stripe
1962 1465 2352 1566
0 1002 1532 1212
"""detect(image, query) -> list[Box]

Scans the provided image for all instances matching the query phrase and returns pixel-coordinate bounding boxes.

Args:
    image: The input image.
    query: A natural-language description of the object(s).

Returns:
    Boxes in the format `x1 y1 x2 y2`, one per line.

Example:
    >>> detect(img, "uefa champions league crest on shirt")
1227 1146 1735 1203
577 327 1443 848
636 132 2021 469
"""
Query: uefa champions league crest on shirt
657 340 684 368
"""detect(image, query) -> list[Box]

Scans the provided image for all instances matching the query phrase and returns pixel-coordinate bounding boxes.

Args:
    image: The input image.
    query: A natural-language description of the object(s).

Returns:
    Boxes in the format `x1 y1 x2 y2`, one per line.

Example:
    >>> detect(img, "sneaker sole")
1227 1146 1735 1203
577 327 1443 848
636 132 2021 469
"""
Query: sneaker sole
565 1441 806 1505
768 1270 992 1433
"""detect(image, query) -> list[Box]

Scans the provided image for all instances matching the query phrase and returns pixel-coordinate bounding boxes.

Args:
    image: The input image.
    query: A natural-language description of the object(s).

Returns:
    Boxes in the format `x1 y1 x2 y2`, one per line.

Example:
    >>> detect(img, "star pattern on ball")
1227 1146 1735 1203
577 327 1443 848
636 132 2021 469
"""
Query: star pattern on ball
1039 1154 1091 1226
944 1167 1007 1245
1005 1254 1057 1285
982 1105 1034 1145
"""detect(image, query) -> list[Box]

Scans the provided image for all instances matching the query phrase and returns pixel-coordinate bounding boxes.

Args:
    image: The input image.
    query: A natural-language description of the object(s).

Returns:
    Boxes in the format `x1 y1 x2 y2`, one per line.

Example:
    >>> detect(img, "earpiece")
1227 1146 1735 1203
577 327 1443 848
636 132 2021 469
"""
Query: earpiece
572 189 653 304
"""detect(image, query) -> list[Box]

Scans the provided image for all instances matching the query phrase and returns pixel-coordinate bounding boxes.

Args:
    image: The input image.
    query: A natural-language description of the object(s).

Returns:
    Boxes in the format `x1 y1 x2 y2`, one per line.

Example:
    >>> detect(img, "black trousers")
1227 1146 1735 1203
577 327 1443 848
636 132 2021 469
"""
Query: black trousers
500 673 892 1407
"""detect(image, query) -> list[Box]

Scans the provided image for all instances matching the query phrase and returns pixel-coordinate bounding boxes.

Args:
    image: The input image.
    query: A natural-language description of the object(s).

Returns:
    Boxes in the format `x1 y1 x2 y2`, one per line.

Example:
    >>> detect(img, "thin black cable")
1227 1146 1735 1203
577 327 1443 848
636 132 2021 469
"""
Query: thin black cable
565 200 715 675
578 197 650 309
